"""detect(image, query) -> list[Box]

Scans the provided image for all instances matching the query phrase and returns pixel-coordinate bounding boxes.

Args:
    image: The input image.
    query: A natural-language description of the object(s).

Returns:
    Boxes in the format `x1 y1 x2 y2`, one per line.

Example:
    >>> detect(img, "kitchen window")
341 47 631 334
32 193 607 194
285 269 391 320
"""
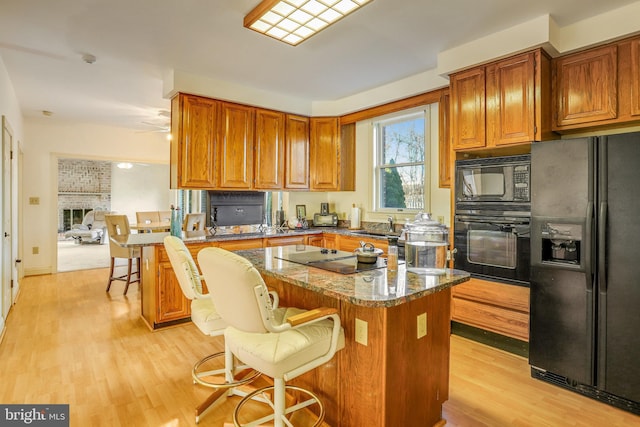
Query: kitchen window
373 106 431 212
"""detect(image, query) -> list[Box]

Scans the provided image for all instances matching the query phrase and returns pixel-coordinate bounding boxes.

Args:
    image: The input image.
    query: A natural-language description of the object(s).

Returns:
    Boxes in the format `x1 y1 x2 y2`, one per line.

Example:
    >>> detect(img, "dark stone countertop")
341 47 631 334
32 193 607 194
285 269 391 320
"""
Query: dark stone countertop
234 246 469 308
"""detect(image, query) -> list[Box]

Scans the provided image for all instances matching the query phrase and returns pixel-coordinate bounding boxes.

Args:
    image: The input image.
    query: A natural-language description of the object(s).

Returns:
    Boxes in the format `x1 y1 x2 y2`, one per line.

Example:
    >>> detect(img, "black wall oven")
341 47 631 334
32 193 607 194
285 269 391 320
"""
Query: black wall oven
454 154 531 286
454 214 530 286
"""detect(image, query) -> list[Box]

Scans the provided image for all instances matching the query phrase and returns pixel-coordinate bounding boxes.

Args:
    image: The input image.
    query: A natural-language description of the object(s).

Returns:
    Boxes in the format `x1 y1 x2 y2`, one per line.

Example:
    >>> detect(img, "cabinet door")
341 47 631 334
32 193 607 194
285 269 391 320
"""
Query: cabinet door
157 262 191 323
554 45 617 127
451 67 486 150
218 102 255 189
285 114 310 189
307 235 324 247
338 235 388 255
323 234 338 249
438 90 451 188
171 94 218 189
254 109 285 190
631 38 640 116
310 117 340 190
487 52 535 145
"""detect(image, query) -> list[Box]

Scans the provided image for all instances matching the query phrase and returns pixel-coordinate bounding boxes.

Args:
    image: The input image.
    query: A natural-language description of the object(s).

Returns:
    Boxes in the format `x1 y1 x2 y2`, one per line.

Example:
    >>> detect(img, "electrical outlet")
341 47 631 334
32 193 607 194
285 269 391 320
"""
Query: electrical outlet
417 312 427 339
437 215 444 224
32 246 39 255
355 318 368 346
29 197 40 205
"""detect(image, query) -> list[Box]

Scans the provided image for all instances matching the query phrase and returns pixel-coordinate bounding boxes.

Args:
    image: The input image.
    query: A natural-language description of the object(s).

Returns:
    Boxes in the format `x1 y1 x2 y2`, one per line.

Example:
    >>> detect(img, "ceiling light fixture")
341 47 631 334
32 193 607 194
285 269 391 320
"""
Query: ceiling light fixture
244 0 373 46
116 162 133 169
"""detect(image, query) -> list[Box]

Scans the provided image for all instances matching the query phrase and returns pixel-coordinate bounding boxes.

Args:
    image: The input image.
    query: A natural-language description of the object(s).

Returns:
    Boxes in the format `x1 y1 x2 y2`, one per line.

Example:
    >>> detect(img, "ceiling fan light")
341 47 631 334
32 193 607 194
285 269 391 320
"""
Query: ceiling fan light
244 0 372 45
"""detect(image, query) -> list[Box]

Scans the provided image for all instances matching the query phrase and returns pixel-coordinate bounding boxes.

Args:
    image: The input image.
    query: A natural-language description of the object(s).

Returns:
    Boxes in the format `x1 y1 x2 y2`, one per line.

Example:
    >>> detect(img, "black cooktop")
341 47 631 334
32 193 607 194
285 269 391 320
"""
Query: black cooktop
275 247 398 274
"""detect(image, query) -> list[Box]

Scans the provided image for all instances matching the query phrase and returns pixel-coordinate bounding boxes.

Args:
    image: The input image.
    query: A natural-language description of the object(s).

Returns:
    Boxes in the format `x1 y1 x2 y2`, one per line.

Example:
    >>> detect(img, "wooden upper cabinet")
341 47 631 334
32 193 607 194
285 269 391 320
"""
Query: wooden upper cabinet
452 49 552 150
170 93 218 189
487 52 536 145
309 118 355 191
254 109 285 190
310 117 339 190
630 38 640 116
284 114 310 190
217 102 255 189
438 90 451 188
553 45 617 128
451 67 486 150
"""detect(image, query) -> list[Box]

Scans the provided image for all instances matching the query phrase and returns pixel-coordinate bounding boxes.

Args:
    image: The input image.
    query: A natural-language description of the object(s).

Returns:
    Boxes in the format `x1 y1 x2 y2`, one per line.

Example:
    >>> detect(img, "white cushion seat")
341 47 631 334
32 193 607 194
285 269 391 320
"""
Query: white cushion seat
190 298 226 333
226 307 345 380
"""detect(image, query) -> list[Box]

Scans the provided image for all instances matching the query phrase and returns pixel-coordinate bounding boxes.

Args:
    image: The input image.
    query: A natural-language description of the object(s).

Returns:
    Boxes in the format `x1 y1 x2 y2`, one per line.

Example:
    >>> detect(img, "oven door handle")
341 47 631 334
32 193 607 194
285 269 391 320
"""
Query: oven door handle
455 215 530 225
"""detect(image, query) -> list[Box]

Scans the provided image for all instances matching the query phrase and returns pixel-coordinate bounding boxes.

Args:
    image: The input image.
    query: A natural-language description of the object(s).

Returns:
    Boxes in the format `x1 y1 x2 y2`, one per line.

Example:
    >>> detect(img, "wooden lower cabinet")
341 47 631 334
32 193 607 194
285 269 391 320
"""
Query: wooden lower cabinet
141 242 215 329
307 232 337 249
217 238 263 251
337 234 388 255
262 275 452 427
264 235 308 247
141 234 321 329
451 277 530 341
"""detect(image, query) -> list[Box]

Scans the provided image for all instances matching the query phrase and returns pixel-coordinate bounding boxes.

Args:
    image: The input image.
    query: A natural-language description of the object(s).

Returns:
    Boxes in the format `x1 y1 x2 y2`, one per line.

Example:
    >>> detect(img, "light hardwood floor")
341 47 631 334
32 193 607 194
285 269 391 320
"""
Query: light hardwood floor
0 269 638 426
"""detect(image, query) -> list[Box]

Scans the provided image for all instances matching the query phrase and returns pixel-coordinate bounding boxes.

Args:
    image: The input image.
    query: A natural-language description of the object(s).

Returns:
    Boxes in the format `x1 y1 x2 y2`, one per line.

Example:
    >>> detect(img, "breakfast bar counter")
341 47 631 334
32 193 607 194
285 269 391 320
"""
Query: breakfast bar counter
234 246 469 427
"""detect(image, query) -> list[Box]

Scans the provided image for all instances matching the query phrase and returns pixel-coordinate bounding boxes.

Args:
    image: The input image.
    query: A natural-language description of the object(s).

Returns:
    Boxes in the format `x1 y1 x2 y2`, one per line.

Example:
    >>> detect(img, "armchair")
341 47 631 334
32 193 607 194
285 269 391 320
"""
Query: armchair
64 209 110 244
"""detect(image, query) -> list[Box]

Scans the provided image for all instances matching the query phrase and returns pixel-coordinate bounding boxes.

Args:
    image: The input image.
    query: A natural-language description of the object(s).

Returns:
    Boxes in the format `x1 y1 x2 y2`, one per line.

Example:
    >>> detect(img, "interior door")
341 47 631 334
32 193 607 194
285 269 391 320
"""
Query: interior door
2 116 13 318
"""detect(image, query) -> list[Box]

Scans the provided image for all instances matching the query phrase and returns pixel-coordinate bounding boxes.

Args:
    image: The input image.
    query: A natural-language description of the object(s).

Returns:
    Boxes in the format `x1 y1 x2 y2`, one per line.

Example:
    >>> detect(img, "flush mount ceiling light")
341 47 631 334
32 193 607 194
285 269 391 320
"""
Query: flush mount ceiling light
244 0 373 46
116 162 133 169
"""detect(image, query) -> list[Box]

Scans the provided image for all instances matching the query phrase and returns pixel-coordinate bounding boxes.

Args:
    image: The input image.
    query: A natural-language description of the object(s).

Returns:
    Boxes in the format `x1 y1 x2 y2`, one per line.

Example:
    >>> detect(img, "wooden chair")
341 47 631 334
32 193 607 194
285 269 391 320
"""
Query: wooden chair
198 247 345 427
105 214 141 295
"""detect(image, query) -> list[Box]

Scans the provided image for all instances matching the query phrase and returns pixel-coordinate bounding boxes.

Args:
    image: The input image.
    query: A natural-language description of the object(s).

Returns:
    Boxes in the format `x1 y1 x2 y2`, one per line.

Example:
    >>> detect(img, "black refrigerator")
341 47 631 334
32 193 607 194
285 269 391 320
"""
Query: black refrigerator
529 133 640 414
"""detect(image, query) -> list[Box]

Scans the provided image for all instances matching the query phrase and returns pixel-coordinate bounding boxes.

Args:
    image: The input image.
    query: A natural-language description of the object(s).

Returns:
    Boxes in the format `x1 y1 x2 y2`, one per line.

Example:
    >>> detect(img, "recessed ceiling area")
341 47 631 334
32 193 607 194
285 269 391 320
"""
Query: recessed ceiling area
1 0 639 130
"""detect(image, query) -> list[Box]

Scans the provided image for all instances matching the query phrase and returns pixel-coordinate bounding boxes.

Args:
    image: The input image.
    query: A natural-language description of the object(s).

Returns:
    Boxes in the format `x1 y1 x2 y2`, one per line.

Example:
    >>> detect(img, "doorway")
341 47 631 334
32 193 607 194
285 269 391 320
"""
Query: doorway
55 158 171 272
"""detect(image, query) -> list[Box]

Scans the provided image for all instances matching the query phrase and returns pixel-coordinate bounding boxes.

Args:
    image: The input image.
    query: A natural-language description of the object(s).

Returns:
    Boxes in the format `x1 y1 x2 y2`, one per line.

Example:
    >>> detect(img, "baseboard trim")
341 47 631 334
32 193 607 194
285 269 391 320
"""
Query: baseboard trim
0 316 5 345
451 321 529 357
25 267 53 276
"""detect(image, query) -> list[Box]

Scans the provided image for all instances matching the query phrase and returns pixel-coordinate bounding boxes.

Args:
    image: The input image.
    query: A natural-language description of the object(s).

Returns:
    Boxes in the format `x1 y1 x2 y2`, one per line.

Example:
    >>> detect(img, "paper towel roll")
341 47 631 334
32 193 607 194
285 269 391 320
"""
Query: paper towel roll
350 206 361 229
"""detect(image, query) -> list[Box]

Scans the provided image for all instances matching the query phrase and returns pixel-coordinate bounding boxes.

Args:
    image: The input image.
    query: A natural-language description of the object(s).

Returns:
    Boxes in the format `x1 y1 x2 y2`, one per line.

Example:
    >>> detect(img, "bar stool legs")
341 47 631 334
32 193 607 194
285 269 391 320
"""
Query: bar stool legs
106 256 141 294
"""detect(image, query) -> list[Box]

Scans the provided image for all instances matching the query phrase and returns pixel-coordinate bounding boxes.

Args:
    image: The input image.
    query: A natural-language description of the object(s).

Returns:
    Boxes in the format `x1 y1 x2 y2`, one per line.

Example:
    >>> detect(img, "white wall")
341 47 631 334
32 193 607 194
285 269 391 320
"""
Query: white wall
110 162 171 222
23 117 170 275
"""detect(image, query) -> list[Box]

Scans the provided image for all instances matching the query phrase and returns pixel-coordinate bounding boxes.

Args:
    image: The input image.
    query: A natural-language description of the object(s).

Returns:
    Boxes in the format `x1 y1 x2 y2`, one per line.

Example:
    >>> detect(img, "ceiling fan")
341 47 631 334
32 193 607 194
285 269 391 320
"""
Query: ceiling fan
138 109 170 133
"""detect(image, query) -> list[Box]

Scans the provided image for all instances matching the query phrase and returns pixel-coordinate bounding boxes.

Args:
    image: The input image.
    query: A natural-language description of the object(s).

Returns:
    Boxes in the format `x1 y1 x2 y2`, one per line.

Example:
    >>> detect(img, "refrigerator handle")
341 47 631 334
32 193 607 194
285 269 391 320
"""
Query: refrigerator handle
584 202 594 292
598 201 608 292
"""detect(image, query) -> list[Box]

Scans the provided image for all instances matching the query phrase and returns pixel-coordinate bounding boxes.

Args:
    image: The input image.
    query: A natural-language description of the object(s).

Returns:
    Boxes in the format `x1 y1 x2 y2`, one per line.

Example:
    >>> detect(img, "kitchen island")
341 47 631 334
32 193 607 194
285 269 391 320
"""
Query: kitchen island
235 245 470 427
112 233 469 425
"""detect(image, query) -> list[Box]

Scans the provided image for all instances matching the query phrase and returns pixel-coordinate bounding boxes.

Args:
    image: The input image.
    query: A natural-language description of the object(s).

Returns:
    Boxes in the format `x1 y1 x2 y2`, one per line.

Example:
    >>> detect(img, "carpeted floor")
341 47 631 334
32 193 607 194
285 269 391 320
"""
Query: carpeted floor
57 238 112 272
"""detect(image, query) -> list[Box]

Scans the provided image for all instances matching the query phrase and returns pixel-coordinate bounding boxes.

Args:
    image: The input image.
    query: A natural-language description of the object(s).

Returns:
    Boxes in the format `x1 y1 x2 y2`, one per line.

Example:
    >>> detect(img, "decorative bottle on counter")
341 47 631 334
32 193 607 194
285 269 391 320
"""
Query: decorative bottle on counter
170 206 182 238
387 237 398 271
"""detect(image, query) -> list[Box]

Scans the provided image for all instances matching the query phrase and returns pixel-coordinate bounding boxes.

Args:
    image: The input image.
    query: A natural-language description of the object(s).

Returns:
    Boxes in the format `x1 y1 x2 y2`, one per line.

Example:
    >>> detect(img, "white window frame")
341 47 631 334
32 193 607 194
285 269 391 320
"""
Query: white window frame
372 105 431 214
